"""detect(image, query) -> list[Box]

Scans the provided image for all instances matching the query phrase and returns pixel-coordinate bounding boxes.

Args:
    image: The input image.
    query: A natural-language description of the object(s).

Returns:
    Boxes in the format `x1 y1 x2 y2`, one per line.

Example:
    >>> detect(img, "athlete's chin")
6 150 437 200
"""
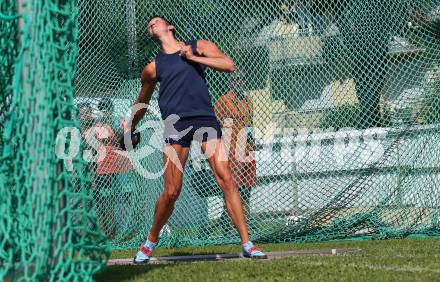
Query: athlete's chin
150 33 161 41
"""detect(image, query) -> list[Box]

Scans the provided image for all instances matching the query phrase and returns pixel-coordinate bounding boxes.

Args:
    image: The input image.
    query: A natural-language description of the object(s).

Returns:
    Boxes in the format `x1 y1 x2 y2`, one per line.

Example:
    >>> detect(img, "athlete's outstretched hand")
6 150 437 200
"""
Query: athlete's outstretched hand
119 129 141 151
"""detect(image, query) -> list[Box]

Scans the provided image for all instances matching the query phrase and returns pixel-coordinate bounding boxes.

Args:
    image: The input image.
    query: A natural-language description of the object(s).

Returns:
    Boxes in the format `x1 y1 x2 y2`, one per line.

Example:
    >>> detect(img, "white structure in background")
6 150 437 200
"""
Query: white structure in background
300 83 334 111
387 68 437 124
390 88 426 111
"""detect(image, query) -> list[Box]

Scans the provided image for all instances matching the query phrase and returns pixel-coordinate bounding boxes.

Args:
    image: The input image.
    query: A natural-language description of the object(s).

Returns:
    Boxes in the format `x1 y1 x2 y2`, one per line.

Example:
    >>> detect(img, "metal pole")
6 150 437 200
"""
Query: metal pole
126 0 138 79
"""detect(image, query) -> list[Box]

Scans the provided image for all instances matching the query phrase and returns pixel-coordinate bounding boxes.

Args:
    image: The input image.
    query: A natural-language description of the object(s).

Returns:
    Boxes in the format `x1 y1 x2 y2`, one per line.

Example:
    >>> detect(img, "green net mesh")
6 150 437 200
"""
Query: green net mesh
73 0 439 249
0 0 108 281
1 0 440 279
0 0 17 154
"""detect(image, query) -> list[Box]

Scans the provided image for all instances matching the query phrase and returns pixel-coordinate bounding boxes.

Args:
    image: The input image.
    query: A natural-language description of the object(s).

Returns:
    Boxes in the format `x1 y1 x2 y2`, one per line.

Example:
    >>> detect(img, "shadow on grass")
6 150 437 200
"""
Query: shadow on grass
94 264 168 282
164 251 228 257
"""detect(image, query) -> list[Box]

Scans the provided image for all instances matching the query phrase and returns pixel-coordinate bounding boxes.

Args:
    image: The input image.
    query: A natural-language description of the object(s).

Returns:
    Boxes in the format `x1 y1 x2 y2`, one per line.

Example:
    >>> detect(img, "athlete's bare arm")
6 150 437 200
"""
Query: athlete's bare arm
179 40 235 73
131 62 157 129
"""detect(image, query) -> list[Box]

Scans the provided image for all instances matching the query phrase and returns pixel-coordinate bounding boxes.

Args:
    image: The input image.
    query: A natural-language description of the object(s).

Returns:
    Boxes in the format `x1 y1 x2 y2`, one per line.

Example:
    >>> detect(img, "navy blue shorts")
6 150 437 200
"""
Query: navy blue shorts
163 116 223 147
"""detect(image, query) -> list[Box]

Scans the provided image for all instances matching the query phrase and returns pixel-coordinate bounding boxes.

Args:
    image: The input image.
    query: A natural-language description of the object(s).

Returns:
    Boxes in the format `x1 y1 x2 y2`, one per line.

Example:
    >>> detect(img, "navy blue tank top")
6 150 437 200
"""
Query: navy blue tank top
155 40 216 120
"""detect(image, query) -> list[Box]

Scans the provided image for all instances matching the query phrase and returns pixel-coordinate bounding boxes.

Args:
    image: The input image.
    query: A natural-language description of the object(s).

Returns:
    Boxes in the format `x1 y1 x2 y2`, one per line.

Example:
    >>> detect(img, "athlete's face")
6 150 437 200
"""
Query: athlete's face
148 17 173 39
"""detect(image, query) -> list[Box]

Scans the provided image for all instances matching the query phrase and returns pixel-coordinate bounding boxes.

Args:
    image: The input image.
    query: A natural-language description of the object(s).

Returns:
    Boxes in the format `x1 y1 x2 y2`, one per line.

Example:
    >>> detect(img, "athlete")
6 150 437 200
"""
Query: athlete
128 16 267 263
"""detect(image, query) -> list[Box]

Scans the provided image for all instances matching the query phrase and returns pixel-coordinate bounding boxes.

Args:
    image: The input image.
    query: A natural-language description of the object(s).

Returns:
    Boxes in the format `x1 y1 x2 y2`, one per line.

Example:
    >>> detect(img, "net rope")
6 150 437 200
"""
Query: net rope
1 1 108 281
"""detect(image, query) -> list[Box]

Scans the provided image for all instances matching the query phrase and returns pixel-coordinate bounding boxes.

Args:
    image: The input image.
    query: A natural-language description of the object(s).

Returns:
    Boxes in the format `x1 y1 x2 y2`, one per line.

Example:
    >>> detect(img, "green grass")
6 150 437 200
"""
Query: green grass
95 238 440 282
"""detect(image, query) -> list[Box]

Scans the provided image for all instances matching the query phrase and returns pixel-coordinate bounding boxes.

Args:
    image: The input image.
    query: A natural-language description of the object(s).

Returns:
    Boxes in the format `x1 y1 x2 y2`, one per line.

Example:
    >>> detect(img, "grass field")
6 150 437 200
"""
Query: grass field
95 238 440 282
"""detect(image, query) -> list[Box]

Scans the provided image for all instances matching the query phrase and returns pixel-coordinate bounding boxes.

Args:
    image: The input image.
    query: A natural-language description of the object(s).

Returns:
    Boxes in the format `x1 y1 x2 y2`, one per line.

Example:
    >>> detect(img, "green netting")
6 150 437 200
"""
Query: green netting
0 0 108 281
1 0 440 280
0 0 17 154
73 0 439 249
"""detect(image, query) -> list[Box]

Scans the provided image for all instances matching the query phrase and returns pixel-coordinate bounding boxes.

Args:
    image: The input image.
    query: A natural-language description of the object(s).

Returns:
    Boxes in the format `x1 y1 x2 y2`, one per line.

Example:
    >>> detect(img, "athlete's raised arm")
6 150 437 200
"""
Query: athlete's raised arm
179 40 235 73
131 61 157 129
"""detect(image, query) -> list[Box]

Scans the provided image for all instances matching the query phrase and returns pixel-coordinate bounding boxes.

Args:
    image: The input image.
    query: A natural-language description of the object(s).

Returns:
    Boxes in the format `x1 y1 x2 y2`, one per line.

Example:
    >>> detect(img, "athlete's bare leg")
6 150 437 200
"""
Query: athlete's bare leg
201 138 249 244
147 144 190 243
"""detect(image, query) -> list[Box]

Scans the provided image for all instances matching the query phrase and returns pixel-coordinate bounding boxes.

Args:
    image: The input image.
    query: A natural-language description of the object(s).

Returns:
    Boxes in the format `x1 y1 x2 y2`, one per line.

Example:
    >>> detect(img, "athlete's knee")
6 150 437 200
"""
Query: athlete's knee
163 185 181 203
216 172 234 191
217 170 232 183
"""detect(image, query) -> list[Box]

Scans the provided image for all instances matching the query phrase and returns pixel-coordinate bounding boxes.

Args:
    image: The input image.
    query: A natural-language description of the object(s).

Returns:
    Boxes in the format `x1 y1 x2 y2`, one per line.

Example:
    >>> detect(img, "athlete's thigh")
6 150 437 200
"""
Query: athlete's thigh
200 138 231 180
162 143 190 190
